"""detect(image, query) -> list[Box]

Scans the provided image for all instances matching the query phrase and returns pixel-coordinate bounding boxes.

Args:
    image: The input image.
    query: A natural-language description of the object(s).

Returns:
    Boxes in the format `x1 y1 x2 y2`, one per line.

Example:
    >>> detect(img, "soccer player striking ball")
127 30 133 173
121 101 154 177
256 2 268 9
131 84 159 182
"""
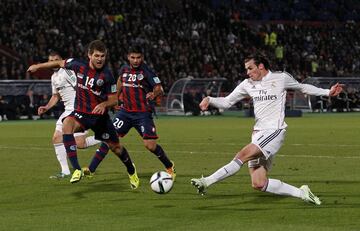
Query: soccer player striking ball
28 40 138 187
37 51 101 179
191 53 344 205
83 45 176 187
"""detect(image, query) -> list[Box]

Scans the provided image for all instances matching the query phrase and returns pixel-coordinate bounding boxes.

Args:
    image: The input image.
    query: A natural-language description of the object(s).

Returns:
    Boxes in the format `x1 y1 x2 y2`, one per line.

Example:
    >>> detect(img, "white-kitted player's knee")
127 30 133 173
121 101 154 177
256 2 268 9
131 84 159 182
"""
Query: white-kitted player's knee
75 137 86 149
52 131 63 144
250 167 268 191
251 179 267 191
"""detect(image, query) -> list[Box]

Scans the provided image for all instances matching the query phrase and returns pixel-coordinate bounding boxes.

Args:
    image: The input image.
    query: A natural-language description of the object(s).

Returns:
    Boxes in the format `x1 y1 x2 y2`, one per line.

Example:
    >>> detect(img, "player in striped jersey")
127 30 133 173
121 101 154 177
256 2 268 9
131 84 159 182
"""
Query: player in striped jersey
37 51 101 179
28 40 138 188
83 45 176 185
191 53 344 205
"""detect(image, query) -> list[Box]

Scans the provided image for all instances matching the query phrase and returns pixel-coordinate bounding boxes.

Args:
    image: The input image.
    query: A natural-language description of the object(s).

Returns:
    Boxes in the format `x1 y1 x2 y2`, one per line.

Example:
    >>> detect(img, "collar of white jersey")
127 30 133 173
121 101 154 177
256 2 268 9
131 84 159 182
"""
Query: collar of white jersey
262 70 272 80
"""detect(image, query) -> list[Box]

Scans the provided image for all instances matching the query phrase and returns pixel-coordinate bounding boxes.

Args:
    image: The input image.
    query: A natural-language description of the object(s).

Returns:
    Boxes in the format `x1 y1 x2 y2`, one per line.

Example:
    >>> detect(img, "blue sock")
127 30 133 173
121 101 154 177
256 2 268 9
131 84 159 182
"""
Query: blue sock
117 147 135 175
89 142 109 173
151 145 172 168
63 134 81 170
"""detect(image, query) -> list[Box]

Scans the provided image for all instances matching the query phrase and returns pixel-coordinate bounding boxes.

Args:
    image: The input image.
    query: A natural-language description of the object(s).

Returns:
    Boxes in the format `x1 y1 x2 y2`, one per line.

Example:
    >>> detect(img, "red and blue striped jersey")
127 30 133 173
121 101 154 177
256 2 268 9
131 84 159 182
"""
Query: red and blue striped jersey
64 58 117 114
119 63 160 112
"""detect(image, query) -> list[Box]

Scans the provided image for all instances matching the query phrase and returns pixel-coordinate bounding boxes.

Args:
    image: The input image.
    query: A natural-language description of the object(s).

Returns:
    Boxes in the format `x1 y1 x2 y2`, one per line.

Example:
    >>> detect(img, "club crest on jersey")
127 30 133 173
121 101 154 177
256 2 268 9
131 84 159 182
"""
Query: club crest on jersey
153 77 161 83
102 133 110 140
96 79 104 86
137 74 144 81
271 82 276 88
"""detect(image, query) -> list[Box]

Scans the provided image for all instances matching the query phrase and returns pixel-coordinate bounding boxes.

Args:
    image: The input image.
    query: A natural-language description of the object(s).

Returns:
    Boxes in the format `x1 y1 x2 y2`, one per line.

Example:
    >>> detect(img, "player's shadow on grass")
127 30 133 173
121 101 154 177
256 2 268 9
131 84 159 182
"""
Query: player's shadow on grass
192 191 360 211
67 171 159 197
192 195 317 212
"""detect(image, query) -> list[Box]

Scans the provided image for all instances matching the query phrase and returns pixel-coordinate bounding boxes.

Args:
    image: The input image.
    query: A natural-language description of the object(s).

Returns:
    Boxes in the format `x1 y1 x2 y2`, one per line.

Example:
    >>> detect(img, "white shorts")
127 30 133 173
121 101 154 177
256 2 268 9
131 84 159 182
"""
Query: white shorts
248 129 285 171
55 110 88 137
251 129 286 158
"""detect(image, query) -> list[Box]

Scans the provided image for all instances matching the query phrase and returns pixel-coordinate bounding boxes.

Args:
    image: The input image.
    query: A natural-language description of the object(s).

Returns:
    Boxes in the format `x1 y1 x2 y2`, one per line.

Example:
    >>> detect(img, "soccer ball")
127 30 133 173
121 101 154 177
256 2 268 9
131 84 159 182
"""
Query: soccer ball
149 171 173 194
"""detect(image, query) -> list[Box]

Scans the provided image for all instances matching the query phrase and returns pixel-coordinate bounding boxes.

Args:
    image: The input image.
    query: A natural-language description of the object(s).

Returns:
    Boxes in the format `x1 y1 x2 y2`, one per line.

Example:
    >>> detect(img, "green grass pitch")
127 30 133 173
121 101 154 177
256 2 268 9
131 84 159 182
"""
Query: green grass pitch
0 113 359 231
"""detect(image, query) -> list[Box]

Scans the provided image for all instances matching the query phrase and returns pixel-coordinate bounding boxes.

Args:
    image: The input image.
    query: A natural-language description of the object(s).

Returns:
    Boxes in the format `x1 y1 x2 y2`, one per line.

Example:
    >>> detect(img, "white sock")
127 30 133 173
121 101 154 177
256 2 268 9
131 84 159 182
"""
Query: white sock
54 143 70 175
84 136 101 148
265 178 302 198
205 159 243 187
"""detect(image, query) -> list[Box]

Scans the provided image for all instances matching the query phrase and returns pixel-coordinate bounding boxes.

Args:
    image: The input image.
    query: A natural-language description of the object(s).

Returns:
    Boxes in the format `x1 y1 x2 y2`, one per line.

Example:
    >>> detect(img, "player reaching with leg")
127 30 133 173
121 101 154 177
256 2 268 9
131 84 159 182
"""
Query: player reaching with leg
37 51 101 179
191 53 344 205
83 44 176 187
28 40 139 188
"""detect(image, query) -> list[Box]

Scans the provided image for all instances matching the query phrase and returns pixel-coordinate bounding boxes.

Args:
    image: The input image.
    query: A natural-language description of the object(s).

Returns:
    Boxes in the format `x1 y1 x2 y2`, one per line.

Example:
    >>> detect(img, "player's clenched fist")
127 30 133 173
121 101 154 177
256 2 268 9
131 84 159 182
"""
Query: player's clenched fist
199 97 210 111
27 64 39 73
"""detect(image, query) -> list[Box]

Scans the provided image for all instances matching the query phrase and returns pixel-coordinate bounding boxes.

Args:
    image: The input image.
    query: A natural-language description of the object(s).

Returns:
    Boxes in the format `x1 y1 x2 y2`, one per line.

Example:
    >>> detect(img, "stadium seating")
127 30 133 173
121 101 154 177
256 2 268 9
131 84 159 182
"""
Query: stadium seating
0 0 359 119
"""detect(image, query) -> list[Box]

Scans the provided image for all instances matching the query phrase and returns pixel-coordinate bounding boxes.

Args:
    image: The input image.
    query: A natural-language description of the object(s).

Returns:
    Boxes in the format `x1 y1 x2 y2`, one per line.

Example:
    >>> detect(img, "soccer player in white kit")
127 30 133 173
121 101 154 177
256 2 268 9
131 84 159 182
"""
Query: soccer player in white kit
191 53 344 205
37 51 101 179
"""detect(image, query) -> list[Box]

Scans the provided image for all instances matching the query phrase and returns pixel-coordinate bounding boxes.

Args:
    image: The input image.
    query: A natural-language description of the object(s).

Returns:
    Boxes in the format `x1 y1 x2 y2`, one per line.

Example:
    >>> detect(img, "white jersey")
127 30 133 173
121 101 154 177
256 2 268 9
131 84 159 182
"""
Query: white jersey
209 71 330 130
51 68 76 111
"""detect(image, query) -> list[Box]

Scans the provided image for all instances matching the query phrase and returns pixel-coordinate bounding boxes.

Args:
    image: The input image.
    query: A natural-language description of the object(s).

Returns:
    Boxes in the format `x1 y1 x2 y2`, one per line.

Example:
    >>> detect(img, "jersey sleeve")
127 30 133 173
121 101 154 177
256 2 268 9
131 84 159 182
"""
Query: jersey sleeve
104 70 117 95
283 73 330 96
63 68 77 87
209 81 248 109
145 68 161 88
64 58 81 73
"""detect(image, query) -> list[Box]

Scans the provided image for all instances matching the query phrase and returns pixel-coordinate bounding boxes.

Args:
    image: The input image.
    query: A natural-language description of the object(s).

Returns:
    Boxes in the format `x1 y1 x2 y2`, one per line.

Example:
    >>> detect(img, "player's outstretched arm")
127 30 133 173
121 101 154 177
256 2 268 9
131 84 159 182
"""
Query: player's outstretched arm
27 60 65 73
38 94 60 115
199 97 210 111
329 83 345 96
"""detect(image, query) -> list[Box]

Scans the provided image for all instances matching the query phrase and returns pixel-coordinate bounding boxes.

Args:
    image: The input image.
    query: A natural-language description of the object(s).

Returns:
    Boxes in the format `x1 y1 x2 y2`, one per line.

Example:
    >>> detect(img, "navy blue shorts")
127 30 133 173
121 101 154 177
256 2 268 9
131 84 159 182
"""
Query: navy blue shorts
113 109 158 139
68 111 119 144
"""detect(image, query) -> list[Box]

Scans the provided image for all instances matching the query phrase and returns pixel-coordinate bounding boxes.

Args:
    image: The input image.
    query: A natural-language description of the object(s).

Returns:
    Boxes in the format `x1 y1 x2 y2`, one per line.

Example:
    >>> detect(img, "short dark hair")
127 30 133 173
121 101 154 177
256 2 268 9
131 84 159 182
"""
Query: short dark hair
48 50 62 58
244 53 270 70
128 44 144 54
88 40 107 54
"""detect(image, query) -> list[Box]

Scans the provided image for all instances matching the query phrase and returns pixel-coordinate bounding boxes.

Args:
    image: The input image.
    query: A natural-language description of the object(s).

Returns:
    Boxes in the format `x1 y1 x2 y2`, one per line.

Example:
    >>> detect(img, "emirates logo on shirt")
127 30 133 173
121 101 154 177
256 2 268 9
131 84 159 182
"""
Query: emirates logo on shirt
253 95 277 101
253 90 277 102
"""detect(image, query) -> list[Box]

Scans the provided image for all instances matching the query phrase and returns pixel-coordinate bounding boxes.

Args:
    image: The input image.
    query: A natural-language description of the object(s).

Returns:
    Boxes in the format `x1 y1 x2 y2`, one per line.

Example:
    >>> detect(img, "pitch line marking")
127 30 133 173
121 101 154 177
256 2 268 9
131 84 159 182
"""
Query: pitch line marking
0 145 359 159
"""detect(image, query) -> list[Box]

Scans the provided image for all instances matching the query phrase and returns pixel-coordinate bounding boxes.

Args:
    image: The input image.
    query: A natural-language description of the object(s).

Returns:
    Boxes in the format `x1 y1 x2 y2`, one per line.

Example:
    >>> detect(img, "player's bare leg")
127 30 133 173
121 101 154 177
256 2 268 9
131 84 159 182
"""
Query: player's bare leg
75 134 101 149
191 143 261 194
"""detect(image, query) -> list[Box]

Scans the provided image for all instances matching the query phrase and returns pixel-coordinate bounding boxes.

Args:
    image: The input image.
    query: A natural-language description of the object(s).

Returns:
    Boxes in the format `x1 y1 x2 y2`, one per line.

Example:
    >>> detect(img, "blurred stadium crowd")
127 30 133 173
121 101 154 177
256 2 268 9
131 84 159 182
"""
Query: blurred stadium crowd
0 0 360 120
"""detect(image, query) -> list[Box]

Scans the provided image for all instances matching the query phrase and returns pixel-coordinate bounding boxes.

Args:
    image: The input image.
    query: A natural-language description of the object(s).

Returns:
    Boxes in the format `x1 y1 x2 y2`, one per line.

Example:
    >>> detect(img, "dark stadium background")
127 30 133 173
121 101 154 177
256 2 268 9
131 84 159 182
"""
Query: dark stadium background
0 0 359 120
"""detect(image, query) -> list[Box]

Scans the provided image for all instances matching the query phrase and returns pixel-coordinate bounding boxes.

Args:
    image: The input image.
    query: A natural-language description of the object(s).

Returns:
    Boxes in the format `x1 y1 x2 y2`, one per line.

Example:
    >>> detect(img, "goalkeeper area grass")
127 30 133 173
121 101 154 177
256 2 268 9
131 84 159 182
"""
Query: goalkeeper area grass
0 113 359 231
